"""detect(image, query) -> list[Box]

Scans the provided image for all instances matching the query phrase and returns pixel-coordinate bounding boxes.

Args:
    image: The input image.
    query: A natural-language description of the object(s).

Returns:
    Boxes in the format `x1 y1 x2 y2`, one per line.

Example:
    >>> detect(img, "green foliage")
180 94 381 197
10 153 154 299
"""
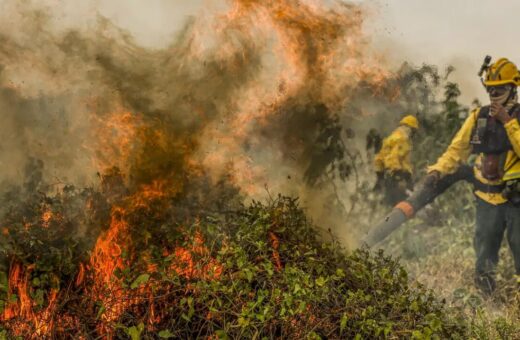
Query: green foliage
117 196 465 339
0 195 468 338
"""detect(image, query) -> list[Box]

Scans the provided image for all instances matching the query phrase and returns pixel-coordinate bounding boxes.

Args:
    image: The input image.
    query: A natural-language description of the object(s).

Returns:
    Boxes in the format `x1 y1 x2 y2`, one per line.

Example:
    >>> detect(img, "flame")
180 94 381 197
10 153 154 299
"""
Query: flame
41 209 53 228
83 180 221 336
169 231 223 280
129 180 168 209
3 263 31 321
268 231 282 271
75 263 86 287
2 263 59 337
193 0 393 198
86 106 141 176
88 206 131 329
0 0 397 336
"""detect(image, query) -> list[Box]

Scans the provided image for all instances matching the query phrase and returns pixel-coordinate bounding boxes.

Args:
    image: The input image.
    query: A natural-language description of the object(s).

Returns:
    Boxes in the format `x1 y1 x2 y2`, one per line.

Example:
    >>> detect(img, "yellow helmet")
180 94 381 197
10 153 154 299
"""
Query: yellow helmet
483 58 520 86
400 115 419 130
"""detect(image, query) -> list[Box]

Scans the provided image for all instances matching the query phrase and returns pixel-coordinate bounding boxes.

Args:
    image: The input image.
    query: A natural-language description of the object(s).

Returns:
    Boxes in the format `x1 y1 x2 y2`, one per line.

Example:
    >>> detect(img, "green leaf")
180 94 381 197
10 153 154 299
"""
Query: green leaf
293 283 301 294
187 296 195 319
8 294 18 304
411 330 425 339
244 269 253 282
158 330 174 338
215 330 229 340
126 322 144 340
315 276 326 287
340 313 348 333
238 316 249 327
34 289 44 307
131 274 150 289
96 305 106 320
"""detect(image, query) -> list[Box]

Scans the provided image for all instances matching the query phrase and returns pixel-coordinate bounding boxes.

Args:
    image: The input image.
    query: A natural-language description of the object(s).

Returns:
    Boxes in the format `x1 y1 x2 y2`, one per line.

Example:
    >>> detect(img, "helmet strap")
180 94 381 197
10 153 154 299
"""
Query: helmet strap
503 87 518 106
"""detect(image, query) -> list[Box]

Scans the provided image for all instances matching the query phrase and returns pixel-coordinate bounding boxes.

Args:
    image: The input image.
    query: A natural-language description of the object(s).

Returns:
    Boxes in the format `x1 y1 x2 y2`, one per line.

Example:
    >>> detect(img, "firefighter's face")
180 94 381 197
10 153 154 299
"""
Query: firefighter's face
486 84 513 99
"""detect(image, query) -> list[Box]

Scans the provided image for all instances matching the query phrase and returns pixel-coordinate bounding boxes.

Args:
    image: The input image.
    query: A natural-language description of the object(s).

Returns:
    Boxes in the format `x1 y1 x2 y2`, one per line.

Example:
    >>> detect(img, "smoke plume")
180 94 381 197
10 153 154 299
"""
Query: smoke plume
0 0 400 240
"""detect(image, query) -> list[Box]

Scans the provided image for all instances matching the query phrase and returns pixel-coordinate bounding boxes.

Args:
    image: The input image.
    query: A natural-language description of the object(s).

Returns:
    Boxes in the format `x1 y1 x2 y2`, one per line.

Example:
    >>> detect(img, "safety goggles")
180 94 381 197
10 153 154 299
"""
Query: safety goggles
486 84 513 97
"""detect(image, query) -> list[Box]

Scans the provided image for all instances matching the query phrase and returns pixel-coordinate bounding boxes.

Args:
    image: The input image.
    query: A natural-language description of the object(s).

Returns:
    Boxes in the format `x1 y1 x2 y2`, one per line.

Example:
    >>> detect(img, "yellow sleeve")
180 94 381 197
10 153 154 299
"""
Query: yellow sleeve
504 118 520 157
427 109 478 175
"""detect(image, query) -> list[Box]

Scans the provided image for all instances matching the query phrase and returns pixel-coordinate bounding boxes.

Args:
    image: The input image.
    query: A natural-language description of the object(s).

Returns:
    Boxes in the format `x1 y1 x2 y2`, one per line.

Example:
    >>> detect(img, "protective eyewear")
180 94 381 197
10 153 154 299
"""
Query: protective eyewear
486 85 513 97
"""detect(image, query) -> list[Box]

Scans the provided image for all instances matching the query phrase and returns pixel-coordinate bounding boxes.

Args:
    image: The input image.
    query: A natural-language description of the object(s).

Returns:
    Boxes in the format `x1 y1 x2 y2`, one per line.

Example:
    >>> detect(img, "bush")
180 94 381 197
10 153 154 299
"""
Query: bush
0 194 467 338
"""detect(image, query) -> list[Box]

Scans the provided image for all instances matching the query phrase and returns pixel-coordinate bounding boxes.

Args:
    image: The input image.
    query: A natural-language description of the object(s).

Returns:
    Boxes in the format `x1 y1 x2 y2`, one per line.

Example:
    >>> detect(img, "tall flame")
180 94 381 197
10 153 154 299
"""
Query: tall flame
2 263 59 337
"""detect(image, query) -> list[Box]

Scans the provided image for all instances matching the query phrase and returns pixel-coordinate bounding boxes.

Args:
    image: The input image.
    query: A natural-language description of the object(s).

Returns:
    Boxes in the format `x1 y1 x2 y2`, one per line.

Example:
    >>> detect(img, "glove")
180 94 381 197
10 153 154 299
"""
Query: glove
424 171 441 187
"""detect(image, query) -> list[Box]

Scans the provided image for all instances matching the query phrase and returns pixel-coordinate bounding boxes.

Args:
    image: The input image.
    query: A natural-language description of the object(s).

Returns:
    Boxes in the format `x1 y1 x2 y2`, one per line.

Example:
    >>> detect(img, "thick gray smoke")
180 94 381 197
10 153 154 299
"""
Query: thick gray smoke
0 0 403 244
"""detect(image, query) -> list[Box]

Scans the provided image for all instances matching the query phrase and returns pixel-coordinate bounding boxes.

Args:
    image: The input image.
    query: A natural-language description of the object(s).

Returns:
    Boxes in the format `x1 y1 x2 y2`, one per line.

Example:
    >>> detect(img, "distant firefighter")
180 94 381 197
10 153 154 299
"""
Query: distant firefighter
373 115 419 206
428 57 520 294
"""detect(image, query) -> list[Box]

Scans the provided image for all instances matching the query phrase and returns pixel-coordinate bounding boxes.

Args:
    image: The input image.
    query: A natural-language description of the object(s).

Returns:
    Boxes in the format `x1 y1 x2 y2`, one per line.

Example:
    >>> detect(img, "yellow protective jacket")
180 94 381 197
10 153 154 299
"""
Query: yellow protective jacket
374 126 413 175
428 107 520 205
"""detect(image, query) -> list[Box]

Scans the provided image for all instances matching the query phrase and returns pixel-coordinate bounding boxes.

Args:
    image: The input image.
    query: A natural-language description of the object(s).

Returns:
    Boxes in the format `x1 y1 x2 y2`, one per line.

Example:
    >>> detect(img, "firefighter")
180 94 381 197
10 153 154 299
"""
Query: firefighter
428 57 520 294
374 115 419 206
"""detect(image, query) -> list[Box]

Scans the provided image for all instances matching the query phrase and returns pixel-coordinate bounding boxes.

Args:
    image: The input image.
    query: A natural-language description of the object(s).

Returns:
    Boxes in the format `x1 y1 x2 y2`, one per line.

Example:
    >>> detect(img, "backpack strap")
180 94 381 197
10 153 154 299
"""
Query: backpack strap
479 105 490 118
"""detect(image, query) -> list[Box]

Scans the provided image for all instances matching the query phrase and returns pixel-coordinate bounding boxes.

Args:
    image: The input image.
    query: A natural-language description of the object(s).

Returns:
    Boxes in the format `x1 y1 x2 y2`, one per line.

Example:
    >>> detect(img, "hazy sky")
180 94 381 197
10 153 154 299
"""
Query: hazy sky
368 0 519 64
366 0 520 102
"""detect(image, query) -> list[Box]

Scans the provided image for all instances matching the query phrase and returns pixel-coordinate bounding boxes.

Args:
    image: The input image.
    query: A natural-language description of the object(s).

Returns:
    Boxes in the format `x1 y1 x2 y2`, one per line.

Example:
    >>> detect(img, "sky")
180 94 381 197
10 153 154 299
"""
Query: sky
365 0 520 102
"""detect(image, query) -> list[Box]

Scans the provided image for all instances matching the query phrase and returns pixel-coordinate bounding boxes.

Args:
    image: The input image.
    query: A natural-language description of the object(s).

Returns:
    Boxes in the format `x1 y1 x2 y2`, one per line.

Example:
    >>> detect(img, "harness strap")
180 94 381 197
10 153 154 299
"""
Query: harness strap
473 180 505 194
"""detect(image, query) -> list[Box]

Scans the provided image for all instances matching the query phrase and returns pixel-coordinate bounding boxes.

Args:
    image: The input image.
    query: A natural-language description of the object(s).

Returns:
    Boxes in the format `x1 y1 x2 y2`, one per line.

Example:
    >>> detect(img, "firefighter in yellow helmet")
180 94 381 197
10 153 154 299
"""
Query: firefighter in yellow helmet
428 57 520 294
374 115 419 206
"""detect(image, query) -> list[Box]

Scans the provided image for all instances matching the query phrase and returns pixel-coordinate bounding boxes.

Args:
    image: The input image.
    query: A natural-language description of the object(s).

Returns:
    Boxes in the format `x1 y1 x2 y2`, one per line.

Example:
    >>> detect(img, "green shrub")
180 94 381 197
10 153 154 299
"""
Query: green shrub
0 195 468 338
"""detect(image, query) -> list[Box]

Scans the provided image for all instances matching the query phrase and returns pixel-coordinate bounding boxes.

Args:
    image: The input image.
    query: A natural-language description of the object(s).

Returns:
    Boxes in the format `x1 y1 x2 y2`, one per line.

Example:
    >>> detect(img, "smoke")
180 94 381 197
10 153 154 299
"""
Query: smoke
0 0 401 243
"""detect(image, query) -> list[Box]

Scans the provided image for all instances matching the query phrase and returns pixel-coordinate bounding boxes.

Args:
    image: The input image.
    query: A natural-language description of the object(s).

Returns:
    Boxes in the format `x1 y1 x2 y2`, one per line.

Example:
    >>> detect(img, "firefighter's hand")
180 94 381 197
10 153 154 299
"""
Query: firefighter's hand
425 171 440 187
491 102 512 124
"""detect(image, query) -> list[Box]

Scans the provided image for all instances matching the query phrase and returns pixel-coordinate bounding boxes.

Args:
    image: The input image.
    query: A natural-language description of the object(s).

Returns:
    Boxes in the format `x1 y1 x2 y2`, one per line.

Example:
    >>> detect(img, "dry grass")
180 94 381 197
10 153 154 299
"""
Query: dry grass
377 186 520 338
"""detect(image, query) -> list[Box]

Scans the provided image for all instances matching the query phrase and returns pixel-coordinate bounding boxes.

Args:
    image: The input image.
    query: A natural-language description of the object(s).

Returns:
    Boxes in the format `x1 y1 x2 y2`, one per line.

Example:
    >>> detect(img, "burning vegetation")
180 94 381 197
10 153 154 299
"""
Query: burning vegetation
0 182 467 338
0 0 479 338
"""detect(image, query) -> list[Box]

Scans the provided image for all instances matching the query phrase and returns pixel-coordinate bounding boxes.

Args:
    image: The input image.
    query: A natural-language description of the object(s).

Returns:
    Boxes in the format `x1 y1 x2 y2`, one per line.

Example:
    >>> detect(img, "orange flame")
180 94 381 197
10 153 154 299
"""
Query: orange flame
2 263 59 337
88 206 131 330
169 231 223 280
86 105 141 176
41 210 53 228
